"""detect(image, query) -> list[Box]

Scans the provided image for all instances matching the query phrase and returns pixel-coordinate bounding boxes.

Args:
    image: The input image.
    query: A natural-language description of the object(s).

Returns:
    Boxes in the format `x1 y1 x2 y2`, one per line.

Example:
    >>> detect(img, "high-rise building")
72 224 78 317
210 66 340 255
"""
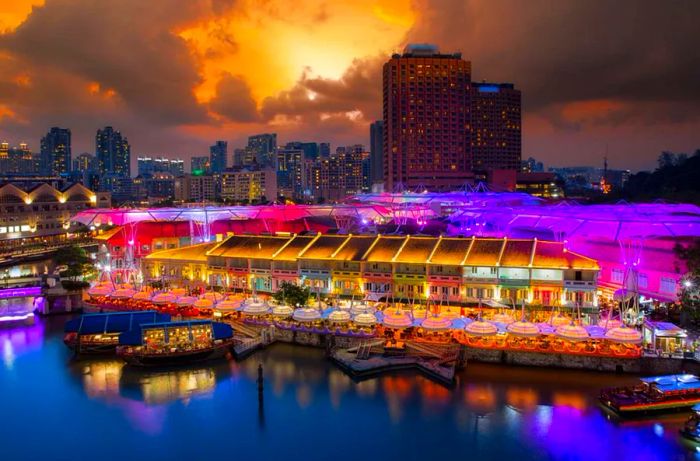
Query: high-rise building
138 156 185 177
319 143 331 158
471 82 521 171
221 167 277 204
383 44 473 191
0 142 37 175
40 127 72 176
175 174 217 203
247 133 277 166
369 120 384 187
191 156 210 174
275 147 305 200
96 126 130 178
209 141 228 173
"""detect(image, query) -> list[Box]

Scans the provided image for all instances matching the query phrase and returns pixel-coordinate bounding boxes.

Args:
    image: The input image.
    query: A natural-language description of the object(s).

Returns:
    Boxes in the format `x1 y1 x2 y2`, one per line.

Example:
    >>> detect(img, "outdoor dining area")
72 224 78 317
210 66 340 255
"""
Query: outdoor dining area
85 281 648 359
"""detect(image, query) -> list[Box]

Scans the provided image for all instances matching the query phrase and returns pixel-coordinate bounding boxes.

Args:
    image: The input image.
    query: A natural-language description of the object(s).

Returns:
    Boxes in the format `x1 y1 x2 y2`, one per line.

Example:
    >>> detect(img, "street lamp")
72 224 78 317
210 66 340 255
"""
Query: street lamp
684 280 693 288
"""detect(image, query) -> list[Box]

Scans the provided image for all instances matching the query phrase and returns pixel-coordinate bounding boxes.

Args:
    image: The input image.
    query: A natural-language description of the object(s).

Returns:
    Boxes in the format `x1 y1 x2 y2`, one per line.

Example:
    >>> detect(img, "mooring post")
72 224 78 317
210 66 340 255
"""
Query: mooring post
257 363 264 397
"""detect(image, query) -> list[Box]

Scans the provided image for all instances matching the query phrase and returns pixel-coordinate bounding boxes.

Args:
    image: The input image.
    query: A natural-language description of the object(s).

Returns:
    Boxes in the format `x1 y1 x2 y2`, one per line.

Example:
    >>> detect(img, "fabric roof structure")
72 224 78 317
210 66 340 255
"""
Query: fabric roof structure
555 324 590 341
110 288 136 299
87 285 114 296
133 291 152 301
242 299 271 315
353 312 378 326
214 300 238 312
271 304 294 317
293 307 322 322
506 321 541 337
605 327 643 344
492 313 515 325
176 296 197 307
381 310 413 329
152 293 178 304
420 315 453 331
328 310 351 323
465 320 498 336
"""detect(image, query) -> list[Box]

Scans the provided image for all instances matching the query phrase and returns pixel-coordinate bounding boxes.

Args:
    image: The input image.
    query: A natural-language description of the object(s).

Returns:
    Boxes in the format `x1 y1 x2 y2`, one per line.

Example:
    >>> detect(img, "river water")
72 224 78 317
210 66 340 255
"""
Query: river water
0 305 695 461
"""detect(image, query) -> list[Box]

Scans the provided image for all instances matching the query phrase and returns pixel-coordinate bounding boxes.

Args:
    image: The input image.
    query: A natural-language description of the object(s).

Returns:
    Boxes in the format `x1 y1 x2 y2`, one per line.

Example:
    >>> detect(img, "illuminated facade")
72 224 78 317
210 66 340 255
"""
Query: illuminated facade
220 168 277 203
96 126 130 178
40 127 71 176
143 234 599 309
383 44 473 191
73 192 700 302
0 183 102 242
471 82 521 171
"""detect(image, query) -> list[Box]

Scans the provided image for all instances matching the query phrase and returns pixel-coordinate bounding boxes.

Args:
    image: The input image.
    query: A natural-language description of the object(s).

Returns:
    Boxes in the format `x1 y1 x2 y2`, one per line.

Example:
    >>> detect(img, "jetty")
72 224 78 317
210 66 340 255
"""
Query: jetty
330 340 465 385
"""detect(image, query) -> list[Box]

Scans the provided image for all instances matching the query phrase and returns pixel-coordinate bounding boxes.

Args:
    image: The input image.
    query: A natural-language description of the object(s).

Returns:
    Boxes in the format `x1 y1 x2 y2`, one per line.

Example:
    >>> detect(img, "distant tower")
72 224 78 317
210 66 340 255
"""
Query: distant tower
601 149 611 194
96 126 130 177
209 141 228 173
40 127 72 176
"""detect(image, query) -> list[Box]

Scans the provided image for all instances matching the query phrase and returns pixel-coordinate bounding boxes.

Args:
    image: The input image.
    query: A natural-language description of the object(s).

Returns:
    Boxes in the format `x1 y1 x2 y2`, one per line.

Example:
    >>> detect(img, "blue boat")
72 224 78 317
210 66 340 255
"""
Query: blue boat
64 311 171 354
600 374 700 415
117 320 235 367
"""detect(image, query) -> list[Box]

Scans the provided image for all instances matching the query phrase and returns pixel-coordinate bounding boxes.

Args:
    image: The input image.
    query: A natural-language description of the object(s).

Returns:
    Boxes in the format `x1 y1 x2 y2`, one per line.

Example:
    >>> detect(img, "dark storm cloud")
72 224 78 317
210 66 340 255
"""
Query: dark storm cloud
0 0 238 126
408 0 700 122
209 73 260 122
261 56 383 121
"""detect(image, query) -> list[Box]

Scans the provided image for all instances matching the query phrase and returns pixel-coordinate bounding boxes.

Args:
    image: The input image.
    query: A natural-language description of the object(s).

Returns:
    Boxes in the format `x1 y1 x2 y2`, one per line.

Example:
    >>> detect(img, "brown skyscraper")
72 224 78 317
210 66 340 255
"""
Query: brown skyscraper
471 82 522 171
383 44 472 191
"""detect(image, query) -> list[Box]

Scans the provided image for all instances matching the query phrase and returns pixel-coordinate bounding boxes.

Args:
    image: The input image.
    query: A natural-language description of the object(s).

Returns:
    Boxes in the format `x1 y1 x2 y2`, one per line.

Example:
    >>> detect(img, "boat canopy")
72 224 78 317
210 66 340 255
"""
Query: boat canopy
65 311 170 335
118 320 233 345
640 374 700 392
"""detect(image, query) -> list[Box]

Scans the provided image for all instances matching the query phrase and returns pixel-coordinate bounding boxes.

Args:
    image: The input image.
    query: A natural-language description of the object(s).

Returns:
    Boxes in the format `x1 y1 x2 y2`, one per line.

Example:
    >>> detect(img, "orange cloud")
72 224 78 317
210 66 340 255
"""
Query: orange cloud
0 0 44 33
179 0 414 106
561 99 627 125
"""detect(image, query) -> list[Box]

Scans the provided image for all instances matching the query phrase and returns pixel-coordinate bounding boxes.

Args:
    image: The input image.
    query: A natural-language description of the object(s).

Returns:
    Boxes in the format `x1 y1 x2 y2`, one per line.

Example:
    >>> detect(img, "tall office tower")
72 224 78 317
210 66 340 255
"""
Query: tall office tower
337 145 365 195
383 44 472 191
319 142 331 158
191 156 210 174
369 120 384 187
209 141 228 173
471 82 521 171
247 133 277 166
40 127 72 176
275 146 305 200
96 126 131 177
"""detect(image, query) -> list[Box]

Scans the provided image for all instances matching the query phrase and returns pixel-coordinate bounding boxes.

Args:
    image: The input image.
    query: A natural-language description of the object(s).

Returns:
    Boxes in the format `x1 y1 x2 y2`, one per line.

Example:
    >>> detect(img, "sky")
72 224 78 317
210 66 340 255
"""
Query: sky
0 0 698 171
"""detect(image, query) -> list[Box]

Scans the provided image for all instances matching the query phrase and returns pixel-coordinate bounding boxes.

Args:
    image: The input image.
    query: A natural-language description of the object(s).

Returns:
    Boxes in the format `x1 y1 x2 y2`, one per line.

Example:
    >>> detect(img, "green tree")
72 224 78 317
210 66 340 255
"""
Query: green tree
54 245 95 281
273 281 310 307
675 239 700 325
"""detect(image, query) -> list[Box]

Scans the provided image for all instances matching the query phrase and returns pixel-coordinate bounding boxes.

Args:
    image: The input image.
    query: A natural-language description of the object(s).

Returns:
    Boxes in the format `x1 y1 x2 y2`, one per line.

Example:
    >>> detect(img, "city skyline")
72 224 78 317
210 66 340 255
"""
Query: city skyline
0 1 698 171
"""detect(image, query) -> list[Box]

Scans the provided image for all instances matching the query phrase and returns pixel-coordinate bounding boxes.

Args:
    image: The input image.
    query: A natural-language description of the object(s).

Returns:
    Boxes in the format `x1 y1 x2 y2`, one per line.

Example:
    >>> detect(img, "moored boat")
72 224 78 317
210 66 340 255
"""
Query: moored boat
680 404 700 443
64 311 171 354
116 320 234 367
600 374 700 415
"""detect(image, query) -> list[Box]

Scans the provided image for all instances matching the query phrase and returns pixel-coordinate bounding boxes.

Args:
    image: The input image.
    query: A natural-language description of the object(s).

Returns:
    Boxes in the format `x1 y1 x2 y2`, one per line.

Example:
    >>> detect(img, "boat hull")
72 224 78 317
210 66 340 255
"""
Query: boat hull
118 341 234 367
64 336 119 355
600 397 700 416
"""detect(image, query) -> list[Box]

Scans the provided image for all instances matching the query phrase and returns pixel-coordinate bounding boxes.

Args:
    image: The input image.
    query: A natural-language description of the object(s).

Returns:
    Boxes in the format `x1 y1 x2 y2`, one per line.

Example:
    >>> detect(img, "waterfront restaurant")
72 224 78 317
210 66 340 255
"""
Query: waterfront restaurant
143 233 599 313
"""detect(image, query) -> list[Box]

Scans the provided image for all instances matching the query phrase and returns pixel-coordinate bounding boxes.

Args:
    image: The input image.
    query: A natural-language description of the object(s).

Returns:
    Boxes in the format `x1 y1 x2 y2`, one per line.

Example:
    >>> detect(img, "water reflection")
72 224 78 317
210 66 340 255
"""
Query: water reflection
1 320 44 370
68 358 232 406
0 315 693 461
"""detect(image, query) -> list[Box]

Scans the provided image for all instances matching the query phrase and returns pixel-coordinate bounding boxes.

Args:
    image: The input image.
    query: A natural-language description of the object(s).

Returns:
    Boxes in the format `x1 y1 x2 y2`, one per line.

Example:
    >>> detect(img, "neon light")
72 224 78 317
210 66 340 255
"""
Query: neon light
0 287 41 299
